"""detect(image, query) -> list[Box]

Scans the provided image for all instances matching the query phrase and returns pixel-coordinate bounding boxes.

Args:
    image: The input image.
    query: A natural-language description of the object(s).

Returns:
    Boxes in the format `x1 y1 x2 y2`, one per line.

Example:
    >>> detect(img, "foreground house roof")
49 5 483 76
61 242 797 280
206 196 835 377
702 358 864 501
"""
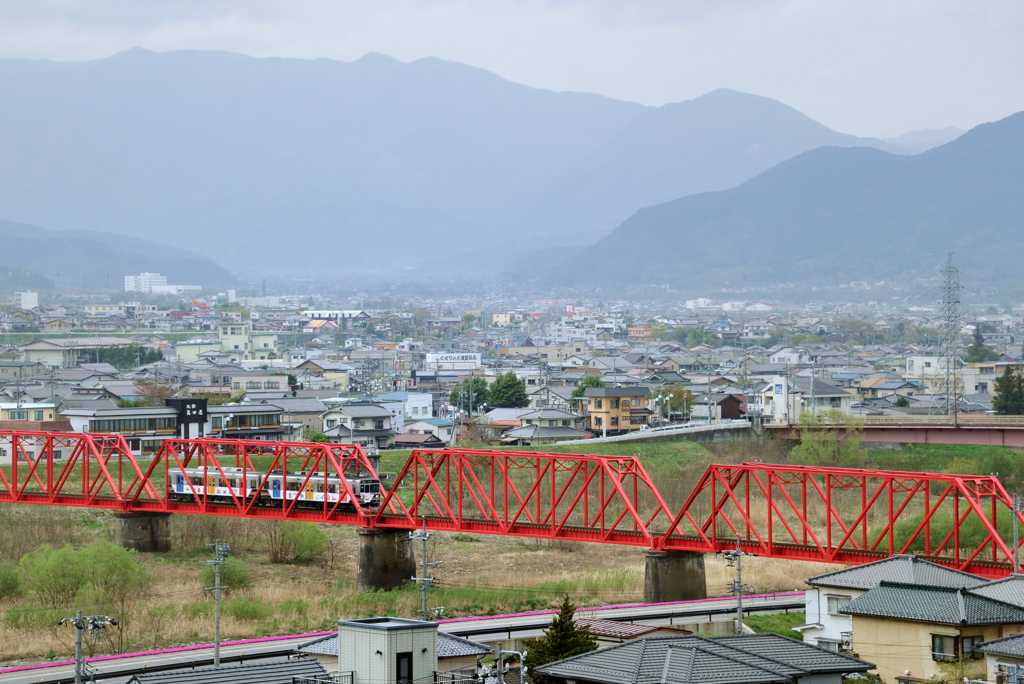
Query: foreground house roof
534 634 872 684
807 554 986 590
840 581 1024 625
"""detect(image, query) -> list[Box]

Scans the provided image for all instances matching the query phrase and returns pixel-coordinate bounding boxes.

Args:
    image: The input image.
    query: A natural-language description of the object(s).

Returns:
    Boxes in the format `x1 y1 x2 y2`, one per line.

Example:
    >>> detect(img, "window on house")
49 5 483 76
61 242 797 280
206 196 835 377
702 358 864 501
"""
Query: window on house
610 417 618 426
931 634 956 661
562 420 570 427
33 410 43 421
594 417 602 425
962 636 983 659
11 410 27 420
611 400 619 408
264 381 280 389
594 400 602 409
326 420 336 428
233 382 240 389
354 419 365 428
374 420 384 430
827 596 849 615
549 420 557 427
212 417 222 429
246 382 261 390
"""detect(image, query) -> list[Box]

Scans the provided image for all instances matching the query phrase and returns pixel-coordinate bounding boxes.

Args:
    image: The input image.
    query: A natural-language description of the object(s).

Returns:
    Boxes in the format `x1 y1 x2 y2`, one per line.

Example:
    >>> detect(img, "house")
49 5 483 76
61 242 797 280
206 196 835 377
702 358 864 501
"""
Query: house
373 391 435 423
840 581 1024 683
502 409 587 444
573 619 692 646
583 387 652 434
393 432 447 448
20 337 136 368
534 633 873 684
302 318 339 334
62 407 179 456
206 404 285 440
794 554 986 652
757 376 852 423
690 394 745 421
742 320 772 340
979 631 1024 682
320 402 396 450
254 396 327 434
0 402 57 423
406 417 456 442
297 626 490 674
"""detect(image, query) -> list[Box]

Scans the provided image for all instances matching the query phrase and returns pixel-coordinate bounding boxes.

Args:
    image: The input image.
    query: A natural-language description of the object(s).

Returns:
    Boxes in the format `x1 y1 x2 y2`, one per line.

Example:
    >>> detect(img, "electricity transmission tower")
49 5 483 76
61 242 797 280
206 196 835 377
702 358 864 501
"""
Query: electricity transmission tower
936 253 963 419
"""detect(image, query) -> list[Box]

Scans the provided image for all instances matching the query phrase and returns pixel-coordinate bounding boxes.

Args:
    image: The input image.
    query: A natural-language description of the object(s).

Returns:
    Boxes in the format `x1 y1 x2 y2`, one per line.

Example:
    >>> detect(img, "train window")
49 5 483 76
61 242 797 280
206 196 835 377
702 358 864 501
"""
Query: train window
286 481 299 491
316 483 324 493
190 477 203 486
327 484 338 494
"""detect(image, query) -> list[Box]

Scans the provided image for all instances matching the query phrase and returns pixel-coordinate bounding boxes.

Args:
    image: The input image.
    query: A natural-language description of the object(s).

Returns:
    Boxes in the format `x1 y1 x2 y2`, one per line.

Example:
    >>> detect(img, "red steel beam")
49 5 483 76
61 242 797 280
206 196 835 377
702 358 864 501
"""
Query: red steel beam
0 431 1019 577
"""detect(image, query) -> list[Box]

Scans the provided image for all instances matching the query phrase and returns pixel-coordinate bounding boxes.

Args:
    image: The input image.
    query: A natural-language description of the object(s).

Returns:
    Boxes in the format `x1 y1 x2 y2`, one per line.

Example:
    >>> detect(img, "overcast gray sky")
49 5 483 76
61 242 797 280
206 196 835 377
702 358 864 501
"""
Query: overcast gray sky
1 0 1021 138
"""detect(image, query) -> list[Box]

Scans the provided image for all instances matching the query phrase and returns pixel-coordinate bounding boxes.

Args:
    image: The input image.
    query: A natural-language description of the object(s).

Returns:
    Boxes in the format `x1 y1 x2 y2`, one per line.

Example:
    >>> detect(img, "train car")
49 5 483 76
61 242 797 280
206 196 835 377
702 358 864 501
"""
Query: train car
169 466 381 511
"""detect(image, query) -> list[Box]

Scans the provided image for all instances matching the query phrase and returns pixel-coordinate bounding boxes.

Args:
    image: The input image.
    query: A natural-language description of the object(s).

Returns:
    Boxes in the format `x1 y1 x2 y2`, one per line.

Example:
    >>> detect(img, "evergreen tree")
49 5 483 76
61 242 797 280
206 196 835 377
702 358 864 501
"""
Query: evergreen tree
570 375 606 406
448 377 489 412
966 327 1000 363
993 366 1024 415
523 596 597 684
487 371 530 408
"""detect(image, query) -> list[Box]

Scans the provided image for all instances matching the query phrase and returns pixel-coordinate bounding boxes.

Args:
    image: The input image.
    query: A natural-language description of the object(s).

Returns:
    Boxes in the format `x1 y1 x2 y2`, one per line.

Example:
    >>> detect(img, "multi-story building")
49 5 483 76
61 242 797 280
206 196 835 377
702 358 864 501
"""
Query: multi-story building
124 272 167 293
13 291 38 310
583 386 652 434
218 322 278 362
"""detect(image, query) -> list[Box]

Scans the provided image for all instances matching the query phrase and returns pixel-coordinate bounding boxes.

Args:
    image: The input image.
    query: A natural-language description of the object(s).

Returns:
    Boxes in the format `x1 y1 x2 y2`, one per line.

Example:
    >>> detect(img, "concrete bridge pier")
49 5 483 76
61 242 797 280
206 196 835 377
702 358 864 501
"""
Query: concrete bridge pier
113 512 172 552
643 550 707 603
357 528 417 591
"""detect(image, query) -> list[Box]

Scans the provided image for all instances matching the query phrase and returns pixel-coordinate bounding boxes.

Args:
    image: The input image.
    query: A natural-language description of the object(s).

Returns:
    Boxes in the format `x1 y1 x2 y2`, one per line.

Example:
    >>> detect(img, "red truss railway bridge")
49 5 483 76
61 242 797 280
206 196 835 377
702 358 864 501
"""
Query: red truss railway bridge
0 429 1020 601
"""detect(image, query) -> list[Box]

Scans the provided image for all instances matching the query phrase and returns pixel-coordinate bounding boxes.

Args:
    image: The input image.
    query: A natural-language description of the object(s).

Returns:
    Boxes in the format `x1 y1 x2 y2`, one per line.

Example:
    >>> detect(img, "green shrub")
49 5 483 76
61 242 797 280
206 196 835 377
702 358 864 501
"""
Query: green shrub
182 601 212 620
0 562 20 601
18 541 151 609
277 598 308 617
223 597 273 621
3 605 64 630
265 521 327 564
200 560 254 592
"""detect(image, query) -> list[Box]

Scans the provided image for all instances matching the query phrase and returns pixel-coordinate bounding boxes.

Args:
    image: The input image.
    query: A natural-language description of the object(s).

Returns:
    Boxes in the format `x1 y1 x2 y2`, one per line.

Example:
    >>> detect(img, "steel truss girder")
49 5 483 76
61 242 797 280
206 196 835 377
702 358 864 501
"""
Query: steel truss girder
0 432 1019 577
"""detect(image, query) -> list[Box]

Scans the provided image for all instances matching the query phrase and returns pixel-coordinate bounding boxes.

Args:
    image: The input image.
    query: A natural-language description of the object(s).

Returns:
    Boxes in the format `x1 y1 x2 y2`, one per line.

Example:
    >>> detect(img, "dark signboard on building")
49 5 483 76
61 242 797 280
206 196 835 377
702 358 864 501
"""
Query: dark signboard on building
166 398 208 424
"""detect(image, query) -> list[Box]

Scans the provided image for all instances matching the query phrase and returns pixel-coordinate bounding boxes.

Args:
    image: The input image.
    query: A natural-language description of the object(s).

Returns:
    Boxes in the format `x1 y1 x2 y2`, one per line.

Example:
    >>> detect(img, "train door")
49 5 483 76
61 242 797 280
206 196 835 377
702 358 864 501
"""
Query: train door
272 479 281 498
305 482 314 500
207 476 216 494
175 474 185 493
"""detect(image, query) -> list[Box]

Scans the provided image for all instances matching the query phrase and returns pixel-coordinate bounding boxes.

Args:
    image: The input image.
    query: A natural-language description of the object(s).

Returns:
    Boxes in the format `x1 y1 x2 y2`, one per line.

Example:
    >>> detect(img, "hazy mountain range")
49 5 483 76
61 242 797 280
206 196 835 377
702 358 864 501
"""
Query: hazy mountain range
556 112 1024 289
0 220 236 290
0 48 959 283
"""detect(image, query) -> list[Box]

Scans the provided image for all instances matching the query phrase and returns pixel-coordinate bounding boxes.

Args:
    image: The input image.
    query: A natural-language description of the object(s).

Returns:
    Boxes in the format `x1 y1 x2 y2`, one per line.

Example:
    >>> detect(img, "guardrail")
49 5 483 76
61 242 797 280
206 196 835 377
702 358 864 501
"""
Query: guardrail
555 419 751 445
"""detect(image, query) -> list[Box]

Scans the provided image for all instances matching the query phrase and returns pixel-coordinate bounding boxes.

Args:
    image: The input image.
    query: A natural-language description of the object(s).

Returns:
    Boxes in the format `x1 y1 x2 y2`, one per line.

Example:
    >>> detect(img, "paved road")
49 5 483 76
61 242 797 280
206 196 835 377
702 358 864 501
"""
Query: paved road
438 592 803 641
0 592 804 684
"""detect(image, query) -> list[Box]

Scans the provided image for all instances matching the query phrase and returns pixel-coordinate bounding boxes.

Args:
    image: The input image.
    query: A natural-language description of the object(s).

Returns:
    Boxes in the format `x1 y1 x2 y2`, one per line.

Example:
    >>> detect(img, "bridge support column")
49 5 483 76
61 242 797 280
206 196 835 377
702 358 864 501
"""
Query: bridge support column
357 528 416 591
113 512 172 553
643 550 706 603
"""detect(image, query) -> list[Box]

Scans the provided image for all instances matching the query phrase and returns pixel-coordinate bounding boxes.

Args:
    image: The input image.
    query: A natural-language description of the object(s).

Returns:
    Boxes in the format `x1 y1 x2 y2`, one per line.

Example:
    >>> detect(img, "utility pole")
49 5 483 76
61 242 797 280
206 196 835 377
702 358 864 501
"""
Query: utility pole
204 540 230 667
1015 494 1021 575
722 538 755 634
705 352 714 424
410 517 443 620
60 611 117 684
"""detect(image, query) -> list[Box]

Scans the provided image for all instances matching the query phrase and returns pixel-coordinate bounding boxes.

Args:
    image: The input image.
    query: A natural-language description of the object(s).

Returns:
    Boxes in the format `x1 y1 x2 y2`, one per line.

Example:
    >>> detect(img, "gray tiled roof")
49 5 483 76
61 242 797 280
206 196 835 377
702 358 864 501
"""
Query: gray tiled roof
979 632 1024 657
840 581 1024 625
534 634 872 684
807 555 986 590
297 631 490 659
126 658 327 684
970 574 1024 607
438 632 492 658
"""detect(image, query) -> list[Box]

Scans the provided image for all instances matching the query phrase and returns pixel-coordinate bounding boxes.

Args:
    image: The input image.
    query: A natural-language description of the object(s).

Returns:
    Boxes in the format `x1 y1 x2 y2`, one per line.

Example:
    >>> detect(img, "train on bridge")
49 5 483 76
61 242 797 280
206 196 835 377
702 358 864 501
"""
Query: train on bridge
170 467 381 511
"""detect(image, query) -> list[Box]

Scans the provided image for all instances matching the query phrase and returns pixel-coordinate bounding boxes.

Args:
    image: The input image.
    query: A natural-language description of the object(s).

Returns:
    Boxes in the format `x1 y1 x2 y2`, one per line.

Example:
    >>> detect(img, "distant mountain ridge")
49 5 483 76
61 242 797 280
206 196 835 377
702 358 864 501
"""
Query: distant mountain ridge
0 48 924 275
0 220 236 289
554 112 1024 289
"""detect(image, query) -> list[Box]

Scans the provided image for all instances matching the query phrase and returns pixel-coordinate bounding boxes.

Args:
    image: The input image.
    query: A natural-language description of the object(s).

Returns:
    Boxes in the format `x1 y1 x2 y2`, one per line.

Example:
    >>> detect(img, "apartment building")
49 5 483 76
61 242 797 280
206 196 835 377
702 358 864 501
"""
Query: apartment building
583 386 652 434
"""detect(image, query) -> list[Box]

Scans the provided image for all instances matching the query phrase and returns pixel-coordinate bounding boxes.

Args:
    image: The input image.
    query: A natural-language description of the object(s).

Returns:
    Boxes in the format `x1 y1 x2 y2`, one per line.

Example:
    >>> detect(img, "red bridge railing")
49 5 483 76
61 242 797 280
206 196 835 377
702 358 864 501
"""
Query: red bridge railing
0 432 1018 577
